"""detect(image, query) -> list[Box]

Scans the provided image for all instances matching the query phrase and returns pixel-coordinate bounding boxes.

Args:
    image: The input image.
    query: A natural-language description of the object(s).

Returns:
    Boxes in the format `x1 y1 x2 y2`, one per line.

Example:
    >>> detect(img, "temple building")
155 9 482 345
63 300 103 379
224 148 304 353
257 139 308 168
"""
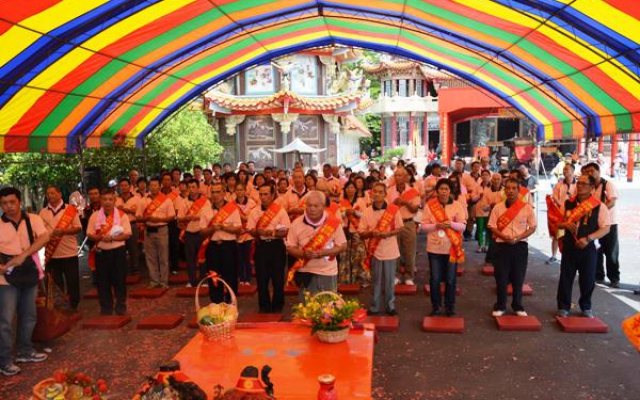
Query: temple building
365 57 536 163
205 48 372 169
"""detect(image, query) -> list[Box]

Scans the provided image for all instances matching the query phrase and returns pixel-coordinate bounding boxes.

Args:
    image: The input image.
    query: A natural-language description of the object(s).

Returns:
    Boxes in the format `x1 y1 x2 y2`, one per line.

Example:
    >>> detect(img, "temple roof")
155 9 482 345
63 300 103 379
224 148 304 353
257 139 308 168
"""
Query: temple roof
363 61 454 81
206 90 371 113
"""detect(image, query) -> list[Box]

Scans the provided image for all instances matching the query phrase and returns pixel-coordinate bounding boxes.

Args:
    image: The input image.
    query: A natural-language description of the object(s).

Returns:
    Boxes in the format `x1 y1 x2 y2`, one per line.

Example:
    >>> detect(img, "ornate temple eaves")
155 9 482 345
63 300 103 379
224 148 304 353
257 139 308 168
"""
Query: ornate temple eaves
206 90 372 114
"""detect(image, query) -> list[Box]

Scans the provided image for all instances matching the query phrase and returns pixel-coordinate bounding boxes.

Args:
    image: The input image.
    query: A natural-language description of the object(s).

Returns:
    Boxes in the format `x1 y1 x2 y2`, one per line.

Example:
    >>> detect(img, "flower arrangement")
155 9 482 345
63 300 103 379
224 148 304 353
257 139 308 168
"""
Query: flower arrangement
33 369 108 400
293 291 367 335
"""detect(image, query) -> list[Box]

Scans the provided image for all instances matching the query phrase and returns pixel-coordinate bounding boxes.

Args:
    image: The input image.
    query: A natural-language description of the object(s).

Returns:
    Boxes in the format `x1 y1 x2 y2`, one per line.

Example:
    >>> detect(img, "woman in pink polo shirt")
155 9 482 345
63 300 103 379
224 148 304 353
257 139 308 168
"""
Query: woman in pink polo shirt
421 179 467 317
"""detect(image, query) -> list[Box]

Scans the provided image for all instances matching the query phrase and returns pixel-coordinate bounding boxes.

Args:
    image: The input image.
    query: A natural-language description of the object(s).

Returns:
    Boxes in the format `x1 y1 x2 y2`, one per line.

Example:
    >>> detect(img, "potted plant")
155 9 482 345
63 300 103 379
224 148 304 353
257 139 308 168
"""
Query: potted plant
293 291 367 343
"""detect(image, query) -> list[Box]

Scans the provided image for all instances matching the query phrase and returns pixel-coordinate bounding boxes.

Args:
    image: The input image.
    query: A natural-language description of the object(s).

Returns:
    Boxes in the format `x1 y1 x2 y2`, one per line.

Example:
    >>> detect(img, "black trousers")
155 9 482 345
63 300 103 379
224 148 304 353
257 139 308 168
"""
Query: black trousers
205 241 238 303
95 247 127 315
485 234 496 264
125 222 140 274
493 242 528 312
168 220 180 271
255 240 286 313
596 224 619 283
557 243 597 312
47 256 80 309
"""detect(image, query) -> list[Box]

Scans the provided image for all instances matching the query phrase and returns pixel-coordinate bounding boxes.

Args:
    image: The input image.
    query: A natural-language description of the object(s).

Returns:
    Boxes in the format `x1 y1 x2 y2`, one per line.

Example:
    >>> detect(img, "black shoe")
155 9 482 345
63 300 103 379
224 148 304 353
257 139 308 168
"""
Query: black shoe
609 281 621 288
595 279 605 285
430 308 443 316
367 309 380 316
386 309 398 316
633 288 640 295
445 308 456 317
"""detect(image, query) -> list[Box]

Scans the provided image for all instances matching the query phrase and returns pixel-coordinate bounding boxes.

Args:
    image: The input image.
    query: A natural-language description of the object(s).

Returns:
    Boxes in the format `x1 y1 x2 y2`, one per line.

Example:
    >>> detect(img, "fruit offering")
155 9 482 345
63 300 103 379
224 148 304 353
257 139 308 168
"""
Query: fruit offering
197 303 238 326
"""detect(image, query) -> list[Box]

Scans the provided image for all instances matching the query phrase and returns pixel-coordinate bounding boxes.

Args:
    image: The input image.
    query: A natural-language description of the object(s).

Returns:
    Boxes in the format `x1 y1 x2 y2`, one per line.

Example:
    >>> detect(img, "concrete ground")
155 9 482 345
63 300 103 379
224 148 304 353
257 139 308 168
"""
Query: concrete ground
1 183 639 399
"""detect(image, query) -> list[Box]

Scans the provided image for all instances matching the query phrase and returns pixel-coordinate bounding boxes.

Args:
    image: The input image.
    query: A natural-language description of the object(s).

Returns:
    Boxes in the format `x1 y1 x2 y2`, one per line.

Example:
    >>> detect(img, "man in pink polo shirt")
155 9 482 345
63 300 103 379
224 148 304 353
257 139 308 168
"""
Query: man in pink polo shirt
286 191 346 298
247 184 291 313
359 182 403 316
488 178 537 317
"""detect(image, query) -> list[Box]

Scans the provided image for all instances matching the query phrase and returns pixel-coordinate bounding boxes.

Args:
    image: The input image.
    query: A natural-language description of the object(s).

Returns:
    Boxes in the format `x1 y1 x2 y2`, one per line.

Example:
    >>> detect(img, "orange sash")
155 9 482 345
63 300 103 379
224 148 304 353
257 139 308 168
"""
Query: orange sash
427 199 465 264
399 187 420 202
178 196 208 243
139 192 175 242
362 204 400 273
256 203 283 230
197 202 239 264
44 205 78 265
560 195 600 253
496 199 528 232
339 199 361 228
286 216 341 285
327 201 340 216
87 209 123 271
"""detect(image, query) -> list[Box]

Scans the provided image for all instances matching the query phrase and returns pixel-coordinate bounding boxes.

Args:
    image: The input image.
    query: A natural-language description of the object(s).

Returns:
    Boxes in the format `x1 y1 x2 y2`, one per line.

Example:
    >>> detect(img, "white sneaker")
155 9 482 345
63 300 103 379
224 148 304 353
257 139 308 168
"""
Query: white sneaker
515 311 528 317
394 278 401 285
404 279 415 286
492 310 505 317
185 283 192 288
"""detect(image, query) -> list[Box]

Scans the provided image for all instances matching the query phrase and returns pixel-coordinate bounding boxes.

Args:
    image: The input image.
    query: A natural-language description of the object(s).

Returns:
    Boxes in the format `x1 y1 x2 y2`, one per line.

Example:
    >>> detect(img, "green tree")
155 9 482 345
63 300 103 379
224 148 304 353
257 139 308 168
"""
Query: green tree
0 108 222 208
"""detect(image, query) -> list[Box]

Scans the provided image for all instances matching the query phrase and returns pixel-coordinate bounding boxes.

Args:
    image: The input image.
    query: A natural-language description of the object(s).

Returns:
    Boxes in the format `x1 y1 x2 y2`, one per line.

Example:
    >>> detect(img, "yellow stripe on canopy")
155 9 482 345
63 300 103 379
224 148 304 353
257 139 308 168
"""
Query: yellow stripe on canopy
556 0 640 43
0 0 110 68
0 0 195 136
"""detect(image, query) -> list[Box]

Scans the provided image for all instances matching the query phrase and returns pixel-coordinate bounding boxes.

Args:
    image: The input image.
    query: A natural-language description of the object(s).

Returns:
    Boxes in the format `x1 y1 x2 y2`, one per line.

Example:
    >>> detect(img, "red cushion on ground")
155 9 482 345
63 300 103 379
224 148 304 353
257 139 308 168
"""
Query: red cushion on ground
238 312 284 323
365 316 399 332
169 274 189 285
68 312 83 324
187 315 198 329
500 283 533 296
83 288 98 299
126 274 141 285
285 285 299 296
178 261 188 270
481 266 494 276
394 284 417 295
422 317 464 333
495 315 541 331
423 284 461 295
129 287 168 299
82 315 132 330
457 267 466 276
175 287 207 298
238 285 258 296
338 284 361 295
556 316 608 333
136 314 184 330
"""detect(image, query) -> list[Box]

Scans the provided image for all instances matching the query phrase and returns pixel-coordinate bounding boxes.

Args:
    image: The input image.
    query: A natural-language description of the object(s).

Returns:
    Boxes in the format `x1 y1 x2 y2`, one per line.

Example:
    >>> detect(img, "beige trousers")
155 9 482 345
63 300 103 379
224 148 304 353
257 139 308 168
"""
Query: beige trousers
144 226 169 285
396 221 417 280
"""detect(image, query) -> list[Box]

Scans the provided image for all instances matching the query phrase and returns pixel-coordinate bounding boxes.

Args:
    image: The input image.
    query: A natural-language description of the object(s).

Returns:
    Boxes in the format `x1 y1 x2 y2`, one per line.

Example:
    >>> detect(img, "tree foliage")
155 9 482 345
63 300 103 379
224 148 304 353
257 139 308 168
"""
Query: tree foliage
0 108 222 206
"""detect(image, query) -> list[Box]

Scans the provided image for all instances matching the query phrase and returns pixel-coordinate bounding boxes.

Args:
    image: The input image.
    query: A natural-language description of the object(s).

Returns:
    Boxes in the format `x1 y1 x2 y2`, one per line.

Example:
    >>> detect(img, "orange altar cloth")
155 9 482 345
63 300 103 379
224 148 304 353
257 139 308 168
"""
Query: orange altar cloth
173 322 374 399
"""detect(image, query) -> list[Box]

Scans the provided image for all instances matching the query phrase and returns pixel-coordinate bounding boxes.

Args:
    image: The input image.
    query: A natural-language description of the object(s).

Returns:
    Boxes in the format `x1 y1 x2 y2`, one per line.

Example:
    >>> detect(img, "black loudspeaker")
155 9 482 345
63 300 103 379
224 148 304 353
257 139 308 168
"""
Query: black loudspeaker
83 166 102 191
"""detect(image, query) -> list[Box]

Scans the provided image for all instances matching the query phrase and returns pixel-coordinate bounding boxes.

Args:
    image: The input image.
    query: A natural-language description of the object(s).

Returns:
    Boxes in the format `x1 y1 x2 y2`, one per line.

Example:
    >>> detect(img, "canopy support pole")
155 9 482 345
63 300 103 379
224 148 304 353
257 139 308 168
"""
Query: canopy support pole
627 134 635 183
77 137 85 194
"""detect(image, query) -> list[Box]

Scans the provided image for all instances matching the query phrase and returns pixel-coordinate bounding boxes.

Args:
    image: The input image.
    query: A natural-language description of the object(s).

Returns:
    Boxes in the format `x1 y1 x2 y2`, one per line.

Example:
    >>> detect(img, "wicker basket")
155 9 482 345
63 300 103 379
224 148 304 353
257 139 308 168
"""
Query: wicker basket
32 378 67 400
195 273 238 341
311 291 351 344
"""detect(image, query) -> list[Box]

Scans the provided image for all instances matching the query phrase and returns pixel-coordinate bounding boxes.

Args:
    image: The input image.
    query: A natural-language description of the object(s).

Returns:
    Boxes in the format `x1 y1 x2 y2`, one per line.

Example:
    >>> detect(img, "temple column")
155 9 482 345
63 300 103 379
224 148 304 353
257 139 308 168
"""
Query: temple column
598 136 604 153
272 113 299 167
409 112 414 157
391 113 397 147
627 134 635 182
578 138 585 156
380 114 385 156
440 112 452 165
423 112 429 157
224 115 245 135
610 134 618 177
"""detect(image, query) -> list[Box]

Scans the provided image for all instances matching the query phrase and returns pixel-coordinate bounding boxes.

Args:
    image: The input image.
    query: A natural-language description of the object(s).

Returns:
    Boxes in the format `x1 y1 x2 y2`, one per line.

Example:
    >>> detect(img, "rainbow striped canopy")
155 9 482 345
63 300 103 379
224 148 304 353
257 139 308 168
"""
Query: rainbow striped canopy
0 0 638 153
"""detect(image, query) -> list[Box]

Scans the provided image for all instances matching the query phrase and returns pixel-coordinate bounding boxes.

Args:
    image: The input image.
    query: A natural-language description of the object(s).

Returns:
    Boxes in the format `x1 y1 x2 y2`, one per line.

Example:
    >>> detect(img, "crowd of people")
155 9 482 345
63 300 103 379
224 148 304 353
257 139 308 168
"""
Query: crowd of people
0 155 625 376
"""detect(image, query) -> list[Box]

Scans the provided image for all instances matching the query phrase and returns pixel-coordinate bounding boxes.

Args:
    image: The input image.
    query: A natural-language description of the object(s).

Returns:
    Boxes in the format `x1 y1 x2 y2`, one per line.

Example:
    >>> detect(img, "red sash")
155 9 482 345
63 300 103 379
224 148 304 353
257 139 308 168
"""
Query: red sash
496 200 528 232
546 195 563 239
87 209 123 271
44 205 78 265
339 199 361 228
327 201 340 216
178 196 208 243
286 216 341 285
427 199 465 264
197 202 239 264
362 204 400 273
399 187 420 202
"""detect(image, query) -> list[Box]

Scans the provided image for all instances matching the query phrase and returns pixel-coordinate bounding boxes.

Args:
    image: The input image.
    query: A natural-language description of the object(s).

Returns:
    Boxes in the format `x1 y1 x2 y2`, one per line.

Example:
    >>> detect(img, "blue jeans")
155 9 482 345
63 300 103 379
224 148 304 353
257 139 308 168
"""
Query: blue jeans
428 253 457 310
0 284 37 366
